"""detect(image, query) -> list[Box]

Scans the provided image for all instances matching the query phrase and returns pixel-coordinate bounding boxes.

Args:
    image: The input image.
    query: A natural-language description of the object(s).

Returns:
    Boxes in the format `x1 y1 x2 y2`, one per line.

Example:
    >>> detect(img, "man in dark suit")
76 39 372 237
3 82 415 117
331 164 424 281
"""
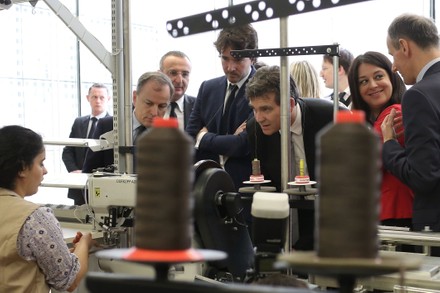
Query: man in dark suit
381 14 440 255
62 83 110 205
186 24 258 191
81 115 114 173
82 71 174 173
159 51 196 131
246 65 346 250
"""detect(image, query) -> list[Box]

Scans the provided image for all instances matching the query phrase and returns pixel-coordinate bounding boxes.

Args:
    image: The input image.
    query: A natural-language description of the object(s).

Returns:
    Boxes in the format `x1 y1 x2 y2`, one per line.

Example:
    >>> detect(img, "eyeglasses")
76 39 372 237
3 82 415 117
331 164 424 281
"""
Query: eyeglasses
167 70 190 79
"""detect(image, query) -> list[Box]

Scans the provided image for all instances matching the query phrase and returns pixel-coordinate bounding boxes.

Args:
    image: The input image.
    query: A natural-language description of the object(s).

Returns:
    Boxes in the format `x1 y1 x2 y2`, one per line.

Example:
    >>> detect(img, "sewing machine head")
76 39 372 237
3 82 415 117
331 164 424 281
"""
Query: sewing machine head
87 173 137 247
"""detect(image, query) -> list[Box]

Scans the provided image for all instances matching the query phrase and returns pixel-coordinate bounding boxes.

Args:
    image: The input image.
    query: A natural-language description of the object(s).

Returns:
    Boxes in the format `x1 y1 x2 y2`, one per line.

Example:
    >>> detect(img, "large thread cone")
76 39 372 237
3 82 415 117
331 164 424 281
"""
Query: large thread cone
316 111 381 258
134 119 194 251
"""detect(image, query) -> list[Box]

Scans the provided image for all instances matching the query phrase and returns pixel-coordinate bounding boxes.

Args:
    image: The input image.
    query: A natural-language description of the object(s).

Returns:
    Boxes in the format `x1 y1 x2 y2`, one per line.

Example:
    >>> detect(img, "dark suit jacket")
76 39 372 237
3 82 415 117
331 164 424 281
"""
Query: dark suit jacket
82 116 114 173
183 94 196 129
383 61 440 233
186 68 255 191
62 113 109 201
246 98 344 250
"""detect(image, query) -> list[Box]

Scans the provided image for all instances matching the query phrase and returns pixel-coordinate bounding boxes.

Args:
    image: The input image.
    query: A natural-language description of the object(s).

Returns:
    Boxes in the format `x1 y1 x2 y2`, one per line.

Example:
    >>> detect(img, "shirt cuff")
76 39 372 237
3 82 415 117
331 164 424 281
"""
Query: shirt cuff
195 130 207 150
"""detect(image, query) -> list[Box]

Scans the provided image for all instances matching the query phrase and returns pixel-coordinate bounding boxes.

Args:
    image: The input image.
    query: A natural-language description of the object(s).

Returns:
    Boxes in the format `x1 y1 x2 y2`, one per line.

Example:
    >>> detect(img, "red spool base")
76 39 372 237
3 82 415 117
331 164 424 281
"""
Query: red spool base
123 247 204 262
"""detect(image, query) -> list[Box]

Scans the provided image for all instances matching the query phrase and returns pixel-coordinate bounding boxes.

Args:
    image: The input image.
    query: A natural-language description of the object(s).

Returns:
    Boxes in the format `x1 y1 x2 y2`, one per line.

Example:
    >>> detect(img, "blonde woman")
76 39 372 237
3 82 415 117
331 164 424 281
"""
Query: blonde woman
289 60 321 98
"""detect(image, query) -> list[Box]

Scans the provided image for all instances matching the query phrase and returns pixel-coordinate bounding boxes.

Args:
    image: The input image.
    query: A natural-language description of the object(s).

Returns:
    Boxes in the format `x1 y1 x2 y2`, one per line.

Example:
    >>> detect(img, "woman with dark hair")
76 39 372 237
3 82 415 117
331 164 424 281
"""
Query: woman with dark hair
0 125 94 292
348 51 414 229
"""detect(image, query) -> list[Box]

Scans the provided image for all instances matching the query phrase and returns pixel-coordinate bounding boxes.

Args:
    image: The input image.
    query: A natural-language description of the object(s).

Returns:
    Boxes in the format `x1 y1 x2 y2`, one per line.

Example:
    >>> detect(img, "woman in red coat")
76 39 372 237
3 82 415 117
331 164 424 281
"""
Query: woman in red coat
349 51 413 229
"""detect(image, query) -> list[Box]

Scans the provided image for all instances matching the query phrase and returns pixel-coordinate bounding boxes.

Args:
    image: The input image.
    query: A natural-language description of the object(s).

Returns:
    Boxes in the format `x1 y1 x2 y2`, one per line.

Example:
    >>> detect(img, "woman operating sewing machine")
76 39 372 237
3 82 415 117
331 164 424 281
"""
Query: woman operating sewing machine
0 125 95 292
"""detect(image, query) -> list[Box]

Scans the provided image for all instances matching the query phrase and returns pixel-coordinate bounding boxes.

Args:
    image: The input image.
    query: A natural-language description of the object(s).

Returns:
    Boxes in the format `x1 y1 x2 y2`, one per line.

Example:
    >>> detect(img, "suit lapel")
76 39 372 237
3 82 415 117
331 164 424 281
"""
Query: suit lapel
81 116 90 138
215 79 229 133
183 95 194 128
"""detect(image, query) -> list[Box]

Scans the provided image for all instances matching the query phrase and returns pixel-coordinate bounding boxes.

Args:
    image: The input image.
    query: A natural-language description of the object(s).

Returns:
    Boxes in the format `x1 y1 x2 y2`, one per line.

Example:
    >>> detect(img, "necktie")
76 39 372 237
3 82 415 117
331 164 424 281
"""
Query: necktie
132 125 146 172
134 125 146 144
87 117 98 138
338 92 351 107
338 91 346 100
170 102 178 118
220 84 238 134
331 92 351 108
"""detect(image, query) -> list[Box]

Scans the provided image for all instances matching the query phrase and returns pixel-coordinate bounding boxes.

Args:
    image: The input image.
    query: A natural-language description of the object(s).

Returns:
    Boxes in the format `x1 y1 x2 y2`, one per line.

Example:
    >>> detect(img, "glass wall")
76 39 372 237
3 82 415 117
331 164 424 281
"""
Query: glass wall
0 0 431 204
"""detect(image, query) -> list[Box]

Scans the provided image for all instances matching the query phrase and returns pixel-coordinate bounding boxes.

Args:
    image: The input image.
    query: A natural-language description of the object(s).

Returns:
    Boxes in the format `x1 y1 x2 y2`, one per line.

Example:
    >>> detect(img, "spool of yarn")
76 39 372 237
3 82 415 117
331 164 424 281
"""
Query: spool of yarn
252 158 261 175
134 117 194 250
316 110 380 258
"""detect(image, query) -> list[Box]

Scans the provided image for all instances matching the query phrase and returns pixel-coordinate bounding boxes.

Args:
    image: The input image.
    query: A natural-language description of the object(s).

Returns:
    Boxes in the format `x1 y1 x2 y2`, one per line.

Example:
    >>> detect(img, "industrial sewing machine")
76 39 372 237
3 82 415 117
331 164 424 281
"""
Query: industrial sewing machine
45 169 440 292
81 163 292 284
87 173 136 248
43 172 136 248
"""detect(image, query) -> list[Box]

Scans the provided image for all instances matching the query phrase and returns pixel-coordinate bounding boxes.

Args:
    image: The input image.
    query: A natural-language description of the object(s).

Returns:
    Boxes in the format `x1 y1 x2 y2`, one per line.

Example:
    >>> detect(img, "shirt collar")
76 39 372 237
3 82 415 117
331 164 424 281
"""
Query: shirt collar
93 112 108 119
228 66 252 90
290 105 302 135
173 95 185 111
132 109 142 130
417 57 440 82
341 87 350 99
0 188 20 198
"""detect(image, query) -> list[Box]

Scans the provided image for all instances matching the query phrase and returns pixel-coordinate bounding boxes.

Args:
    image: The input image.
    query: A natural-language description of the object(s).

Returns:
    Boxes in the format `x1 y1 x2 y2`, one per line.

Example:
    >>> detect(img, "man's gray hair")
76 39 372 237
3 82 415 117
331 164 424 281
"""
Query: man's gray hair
388 13 439 50
136 71 175 99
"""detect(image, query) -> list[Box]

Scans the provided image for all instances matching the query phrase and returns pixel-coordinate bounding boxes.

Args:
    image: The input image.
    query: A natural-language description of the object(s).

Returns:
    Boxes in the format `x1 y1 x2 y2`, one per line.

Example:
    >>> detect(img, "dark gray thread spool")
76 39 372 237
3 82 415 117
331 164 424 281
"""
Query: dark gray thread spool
135 118 194 250
252 158 261 176
316 110 380 258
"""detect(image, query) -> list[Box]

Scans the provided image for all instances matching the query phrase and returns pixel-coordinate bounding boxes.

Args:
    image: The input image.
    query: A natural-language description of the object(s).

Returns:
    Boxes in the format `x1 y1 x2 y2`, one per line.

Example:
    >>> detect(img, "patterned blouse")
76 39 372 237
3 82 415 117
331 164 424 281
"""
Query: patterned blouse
17 207 80 291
